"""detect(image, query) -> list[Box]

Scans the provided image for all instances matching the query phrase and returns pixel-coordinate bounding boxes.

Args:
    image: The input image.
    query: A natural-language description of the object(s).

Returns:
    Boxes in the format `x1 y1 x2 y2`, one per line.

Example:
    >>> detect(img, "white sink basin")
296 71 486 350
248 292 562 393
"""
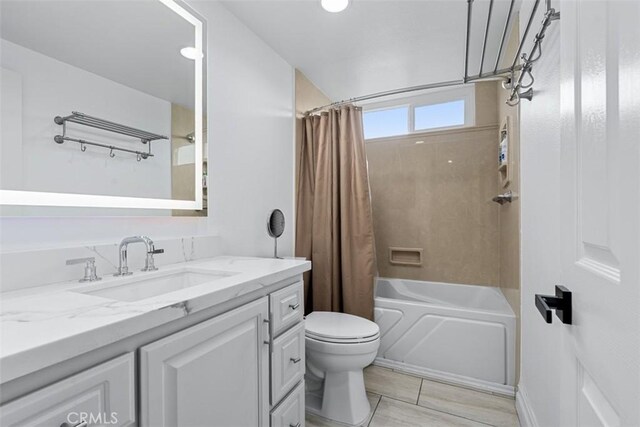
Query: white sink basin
77 269 236 302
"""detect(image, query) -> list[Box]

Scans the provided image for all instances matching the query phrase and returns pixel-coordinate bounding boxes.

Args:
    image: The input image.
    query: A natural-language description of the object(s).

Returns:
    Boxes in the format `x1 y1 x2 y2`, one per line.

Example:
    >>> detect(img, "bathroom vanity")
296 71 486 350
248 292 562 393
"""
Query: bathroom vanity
0 256 310 427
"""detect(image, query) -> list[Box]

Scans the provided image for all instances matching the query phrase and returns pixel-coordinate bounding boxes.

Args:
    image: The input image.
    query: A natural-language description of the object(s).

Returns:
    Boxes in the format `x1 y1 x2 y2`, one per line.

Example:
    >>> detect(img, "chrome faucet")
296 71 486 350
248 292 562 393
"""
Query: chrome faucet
115 236 164 276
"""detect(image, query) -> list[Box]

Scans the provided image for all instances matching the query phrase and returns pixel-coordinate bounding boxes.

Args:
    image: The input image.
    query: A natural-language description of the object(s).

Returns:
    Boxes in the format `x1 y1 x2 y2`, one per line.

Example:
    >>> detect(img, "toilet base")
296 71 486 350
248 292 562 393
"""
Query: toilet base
306 370 371 426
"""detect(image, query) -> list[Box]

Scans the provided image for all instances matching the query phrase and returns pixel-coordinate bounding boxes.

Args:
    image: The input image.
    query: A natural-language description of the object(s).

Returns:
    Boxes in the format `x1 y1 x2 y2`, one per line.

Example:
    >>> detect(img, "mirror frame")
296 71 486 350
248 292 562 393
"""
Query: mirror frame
0 0 206 211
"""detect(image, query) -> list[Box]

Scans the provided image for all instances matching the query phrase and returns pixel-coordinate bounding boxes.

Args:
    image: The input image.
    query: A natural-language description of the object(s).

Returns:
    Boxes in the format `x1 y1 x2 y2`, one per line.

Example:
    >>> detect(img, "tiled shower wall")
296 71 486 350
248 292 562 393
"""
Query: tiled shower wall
366 125 501 286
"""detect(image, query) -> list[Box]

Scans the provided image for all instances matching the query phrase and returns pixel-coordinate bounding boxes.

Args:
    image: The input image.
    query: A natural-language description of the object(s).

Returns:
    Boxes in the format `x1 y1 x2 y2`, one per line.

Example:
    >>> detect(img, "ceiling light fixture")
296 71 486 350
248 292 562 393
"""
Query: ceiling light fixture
321 0 349 13
180 47 202 60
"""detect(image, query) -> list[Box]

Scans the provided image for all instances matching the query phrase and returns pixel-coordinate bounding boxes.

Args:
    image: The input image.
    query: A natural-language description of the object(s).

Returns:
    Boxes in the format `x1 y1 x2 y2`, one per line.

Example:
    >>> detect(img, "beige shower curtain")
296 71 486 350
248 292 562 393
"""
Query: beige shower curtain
295 105 376 320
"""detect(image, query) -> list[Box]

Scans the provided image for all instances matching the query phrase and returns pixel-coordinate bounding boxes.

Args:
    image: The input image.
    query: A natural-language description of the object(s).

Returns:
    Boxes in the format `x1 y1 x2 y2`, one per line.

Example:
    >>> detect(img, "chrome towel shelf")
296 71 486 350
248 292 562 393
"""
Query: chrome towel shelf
54 111 168 161
305 0 560 115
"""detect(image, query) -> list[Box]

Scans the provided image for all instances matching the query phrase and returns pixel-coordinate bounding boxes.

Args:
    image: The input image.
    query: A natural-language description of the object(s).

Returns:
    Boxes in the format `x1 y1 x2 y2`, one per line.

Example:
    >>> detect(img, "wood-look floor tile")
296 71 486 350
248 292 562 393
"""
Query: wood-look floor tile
364 366 422 404
305 393 381 427
369 397 488 427
305 413 344 427
418 380 519 427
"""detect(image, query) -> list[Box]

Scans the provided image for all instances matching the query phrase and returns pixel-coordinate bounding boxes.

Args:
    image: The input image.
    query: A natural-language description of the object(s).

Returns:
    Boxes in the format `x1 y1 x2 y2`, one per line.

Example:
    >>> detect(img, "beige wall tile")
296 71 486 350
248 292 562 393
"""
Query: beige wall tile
366 126 501 286
475 81 499 126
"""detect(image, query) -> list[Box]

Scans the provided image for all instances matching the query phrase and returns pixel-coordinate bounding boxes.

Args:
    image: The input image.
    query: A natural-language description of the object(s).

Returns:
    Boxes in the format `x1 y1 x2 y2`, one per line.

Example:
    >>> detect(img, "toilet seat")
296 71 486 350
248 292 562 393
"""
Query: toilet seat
306 331 380 344
305 311 380 344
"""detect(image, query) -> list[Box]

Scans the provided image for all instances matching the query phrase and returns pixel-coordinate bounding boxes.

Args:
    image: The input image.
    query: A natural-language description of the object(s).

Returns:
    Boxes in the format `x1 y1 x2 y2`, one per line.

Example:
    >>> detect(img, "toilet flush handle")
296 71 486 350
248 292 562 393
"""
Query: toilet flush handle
289 303 300 310
290 357 301 364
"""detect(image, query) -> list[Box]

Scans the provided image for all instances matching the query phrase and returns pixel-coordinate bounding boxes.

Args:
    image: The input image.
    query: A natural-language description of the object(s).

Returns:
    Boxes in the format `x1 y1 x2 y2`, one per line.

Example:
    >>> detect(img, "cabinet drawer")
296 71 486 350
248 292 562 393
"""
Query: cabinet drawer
272 321 305 405
270 281 303 336
0 353 135 427
271 381 305 427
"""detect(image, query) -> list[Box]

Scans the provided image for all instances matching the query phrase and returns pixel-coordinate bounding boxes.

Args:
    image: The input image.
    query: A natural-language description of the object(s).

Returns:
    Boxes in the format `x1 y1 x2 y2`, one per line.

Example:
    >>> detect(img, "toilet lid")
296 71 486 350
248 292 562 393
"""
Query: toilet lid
305 311 380 342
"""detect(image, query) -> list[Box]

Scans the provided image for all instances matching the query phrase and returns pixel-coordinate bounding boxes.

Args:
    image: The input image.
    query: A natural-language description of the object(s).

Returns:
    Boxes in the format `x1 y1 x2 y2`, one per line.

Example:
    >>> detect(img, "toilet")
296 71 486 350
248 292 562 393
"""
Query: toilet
304 311 380 425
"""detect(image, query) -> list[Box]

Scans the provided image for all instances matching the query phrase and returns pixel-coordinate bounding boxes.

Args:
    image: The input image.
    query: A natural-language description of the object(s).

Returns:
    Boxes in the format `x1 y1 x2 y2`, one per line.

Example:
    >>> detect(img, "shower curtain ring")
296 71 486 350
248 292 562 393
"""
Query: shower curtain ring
137 153 142 162
109 148 115 158
80 143 86 152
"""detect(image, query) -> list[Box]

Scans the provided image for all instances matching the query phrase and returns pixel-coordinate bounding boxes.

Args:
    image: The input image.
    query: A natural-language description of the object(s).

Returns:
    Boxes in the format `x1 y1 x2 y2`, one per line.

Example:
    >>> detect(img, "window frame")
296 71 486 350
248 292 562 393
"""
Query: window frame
362 85 475 141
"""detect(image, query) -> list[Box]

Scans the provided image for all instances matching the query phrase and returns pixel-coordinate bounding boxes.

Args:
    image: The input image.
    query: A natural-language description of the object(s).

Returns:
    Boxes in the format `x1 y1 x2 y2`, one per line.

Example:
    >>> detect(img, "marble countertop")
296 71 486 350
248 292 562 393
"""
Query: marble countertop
0 256 311 384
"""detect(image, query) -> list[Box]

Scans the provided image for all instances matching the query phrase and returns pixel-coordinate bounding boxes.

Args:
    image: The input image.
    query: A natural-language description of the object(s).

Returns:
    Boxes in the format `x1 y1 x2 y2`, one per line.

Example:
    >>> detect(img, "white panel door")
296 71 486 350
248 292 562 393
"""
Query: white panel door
140 297 270 427
558 1 640 425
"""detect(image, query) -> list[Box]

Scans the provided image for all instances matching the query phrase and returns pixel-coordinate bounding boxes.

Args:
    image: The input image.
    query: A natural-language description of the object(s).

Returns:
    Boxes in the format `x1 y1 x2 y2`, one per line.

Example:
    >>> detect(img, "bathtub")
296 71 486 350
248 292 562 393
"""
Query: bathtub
374 277 516 394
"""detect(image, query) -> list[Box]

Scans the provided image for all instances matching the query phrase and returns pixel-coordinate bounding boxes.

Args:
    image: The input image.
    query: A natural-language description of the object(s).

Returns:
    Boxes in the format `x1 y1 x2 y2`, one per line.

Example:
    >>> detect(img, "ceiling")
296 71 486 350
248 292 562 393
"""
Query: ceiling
1 0 196 108
222 0 521 101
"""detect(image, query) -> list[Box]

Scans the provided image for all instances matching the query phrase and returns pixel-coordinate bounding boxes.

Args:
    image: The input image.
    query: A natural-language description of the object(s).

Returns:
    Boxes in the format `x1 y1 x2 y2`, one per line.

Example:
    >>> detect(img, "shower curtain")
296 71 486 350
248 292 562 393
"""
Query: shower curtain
295 105 376 320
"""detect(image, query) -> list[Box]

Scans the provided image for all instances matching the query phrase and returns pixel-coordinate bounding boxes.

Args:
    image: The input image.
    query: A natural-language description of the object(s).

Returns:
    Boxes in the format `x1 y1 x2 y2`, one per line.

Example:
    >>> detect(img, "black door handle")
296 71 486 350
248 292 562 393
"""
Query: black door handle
535 285 572 324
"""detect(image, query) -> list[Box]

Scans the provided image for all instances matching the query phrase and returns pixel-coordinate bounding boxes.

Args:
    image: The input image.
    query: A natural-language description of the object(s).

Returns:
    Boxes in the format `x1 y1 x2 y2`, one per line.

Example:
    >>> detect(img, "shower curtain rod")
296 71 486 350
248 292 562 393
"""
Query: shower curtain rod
304 67 517 115
305 0 555 115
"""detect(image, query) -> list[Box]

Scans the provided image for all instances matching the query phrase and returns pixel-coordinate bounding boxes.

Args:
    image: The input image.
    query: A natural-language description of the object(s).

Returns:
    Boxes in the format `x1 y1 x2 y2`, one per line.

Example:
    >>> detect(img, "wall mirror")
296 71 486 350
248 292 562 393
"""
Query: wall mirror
0 0 207 216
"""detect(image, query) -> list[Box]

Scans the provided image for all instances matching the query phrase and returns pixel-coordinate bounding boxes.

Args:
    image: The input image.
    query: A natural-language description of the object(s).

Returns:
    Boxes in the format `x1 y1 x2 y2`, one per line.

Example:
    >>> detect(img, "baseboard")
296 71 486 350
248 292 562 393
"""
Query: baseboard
516 384 538 427
373 358 515 398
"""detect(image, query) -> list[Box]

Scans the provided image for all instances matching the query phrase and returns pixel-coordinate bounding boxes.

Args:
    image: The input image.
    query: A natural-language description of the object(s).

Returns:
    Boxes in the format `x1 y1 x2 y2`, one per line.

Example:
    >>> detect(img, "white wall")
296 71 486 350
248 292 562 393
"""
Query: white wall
517 0 562 425
0 1 295 275
192 0 295 258
0 40 172 206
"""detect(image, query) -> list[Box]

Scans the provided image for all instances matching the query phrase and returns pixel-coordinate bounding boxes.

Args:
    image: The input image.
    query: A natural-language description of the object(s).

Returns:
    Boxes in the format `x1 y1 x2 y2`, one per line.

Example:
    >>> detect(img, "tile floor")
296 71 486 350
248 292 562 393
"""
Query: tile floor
306 365 520 427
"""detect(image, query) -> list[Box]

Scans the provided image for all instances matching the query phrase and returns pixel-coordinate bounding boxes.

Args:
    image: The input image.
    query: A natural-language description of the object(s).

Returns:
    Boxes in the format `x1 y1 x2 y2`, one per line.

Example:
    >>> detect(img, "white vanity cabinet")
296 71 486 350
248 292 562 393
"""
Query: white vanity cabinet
0 353 136 427
140 297 270 427
269 281 306 427
0 270 309 427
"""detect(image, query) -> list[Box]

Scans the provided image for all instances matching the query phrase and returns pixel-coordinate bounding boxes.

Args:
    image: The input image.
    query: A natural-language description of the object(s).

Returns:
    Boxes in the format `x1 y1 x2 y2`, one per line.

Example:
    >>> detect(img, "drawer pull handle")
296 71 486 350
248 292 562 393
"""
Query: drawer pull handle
289 423 301 427
290 357 301 363
289 303 300 310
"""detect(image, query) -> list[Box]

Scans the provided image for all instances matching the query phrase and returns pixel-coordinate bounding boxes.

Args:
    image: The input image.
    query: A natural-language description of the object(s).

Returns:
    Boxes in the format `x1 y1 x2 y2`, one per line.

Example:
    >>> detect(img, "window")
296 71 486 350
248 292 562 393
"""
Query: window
414 100 465 131
363 106 409 139
362 86 475 140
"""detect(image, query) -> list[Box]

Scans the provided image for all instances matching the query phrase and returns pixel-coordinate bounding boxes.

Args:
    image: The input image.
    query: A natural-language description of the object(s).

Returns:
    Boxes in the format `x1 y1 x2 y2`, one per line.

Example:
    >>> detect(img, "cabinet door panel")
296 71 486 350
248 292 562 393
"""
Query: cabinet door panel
0 353 135 427
140 297 269 427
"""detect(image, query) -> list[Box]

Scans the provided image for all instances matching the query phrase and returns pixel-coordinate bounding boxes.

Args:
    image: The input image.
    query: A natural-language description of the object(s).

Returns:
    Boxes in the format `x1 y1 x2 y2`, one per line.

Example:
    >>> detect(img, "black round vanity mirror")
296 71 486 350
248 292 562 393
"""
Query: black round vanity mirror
267 209 285 258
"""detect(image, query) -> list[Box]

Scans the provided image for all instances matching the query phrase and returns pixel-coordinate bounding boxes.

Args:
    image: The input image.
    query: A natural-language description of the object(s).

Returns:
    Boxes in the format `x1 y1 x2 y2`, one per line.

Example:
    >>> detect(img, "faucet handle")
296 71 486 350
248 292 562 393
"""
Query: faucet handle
142 248 163 272
66 257 102 282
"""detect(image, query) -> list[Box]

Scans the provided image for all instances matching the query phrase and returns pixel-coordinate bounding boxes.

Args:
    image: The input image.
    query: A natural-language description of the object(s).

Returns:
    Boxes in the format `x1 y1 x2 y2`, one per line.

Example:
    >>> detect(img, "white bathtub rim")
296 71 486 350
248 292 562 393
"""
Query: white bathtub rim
374 295 516 319
375 278 516 317
373 358 516 398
